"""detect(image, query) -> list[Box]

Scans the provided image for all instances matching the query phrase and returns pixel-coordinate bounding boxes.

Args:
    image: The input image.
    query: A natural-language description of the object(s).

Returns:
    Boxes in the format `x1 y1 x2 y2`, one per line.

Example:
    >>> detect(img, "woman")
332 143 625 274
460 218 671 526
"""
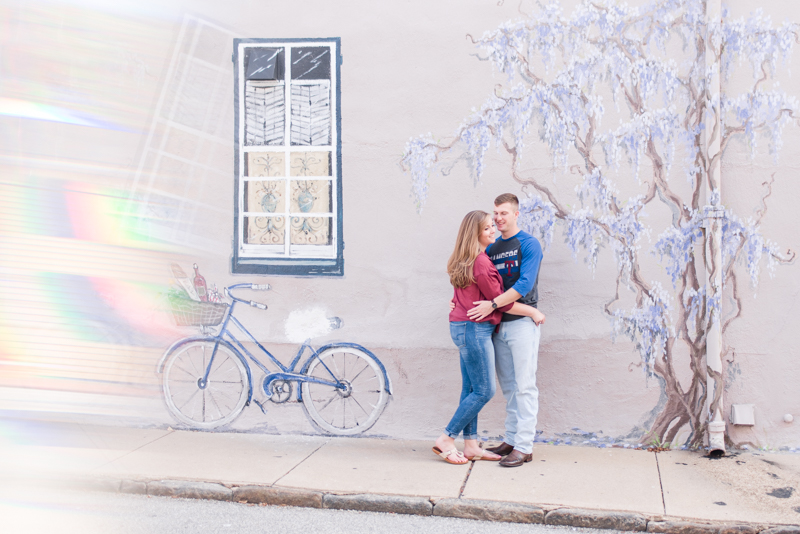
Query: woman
433 210 545 464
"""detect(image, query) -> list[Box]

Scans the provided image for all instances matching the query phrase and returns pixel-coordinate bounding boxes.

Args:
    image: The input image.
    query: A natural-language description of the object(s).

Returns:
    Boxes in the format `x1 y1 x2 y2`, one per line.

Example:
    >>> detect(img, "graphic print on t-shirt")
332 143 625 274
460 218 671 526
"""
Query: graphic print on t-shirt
486 230 543 319
488 246 521 283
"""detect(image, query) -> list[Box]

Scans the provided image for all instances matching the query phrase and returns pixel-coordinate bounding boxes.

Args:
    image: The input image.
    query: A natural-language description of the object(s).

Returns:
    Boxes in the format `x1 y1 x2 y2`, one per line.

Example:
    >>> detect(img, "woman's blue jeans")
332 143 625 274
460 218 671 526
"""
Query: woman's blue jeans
445 321 497 440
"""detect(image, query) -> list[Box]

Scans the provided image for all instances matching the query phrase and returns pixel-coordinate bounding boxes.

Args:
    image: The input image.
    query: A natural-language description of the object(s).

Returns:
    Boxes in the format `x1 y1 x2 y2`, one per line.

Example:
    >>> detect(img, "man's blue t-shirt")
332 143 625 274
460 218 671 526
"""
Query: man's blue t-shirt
486 230 543 322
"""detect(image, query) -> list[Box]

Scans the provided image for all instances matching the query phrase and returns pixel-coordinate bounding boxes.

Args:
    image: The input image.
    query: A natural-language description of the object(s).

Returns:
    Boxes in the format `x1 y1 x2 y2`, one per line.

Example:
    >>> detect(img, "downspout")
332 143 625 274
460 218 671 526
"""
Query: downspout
703 0 726 456
703 203 726 455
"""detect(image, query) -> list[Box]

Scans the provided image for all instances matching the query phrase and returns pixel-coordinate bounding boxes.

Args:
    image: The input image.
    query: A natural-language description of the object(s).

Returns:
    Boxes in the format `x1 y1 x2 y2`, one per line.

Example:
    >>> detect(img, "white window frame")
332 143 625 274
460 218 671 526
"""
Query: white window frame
232 38 343 276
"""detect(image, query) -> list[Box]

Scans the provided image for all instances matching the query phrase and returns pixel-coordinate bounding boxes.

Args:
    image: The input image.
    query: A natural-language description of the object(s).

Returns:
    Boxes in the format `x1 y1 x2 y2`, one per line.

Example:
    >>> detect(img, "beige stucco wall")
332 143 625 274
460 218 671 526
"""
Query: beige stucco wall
1 0 798 448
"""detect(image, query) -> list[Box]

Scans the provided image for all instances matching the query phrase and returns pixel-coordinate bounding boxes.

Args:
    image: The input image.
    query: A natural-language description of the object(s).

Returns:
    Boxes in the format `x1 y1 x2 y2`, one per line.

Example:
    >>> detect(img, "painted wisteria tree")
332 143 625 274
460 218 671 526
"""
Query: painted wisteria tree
401 0 798 447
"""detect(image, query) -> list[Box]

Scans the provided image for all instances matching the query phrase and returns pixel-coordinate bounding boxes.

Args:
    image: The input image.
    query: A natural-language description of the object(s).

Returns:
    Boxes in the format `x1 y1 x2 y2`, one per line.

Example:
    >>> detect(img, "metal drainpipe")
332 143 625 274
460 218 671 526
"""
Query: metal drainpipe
704 0 726 456
703 206 726 454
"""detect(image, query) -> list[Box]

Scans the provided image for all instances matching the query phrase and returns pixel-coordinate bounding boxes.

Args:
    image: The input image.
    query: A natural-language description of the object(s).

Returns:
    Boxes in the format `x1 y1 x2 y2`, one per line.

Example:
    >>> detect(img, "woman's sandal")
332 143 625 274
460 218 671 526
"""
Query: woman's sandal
432 446 468 465
465 449 501 461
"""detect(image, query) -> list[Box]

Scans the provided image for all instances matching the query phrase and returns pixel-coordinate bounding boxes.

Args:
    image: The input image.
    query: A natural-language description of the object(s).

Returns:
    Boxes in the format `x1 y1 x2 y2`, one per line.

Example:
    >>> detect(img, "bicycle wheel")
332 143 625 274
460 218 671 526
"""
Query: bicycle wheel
301 346 389 435
162 340 249 429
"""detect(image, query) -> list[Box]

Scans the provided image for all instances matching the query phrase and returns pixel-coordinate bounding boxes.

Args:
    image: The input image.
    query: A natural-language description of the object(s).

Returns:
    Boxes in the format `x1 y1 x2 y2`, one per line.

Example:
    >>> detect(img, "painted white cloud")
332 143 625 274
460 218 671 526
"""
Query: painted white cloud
284 307 333 343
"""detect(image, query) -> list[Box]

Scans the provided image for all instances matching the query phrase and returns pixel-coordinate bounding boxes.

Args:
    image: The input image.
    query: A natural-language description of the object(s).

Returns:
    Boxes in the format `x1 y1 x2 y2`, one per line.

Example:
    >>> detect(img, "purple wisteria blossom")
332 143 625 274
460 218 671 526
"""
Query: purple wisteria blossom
518 194 556 249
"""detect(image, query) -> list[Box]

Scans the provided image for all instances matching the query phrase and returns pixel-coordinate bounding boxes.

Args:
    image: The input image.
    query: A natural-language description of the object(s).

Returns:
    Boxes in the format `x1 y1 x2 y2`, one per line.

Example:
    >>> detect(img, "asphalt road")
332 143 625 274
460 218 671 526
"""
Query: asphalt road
2 487 625 534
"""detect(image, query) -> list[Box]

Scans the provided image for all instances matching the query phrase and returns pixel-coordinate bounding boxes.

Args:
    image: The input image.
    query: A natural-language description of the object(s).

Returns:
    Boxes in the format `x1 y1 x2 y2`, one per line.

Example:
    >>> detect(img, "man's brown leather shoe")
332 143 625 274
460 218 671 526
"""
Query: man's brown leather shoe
485 442 514 456
499 449 532 467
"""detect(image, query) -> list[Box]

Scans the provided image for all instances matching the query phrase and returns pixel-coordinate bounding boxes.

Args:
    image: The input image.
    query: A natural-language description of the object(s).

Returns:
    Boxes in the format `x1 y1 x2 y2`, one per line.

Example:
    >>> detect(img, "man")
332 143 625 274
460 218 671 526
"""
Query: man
468 193 544 467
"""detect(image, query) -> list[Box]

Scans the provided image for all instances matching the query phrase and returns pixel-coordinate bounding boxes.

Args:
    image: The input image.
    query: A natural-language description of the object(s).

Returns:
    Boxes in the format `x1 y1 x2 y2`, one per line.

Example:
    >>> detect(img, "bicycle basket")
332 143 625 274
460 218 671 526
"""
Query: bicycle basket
170 299 228 327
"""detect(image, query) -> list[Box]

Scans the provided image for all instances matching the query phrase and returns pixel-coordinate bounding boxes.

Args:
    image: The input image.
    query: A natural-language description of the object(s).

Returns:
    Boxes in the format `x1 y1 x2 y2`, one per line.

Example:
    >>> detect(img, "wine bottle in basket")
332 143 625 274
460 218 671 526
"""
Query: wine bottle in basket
171 263 200 301
193 263 208 302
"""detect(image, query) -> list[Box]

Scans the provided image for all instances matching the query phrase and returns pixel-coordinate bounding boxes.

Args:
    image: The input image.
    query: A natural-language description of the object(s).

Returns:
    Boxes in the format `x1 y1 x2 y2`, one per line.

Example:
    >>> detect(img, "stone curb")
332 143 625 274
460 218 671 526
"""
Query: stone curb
120 479 147 495
85 477 799 533
323 493 432 515
233 485 323 508
545 508 648 531
646 521 762 534
147 480 232 501
433 498 544 523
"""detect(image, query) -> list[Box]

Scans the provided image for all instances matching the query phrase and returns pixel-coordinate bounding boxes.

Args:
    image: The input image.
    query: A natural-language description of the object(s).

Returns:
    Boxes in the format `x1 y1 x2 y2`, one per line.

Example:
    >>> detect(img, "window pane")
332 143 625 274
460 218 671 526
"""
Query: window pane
290 47 330 80
289 151 330 176
247 152 284 177
291 81 331 146
245 48 284 80
174 62 218 131
245 216 285 245
290 217 332 245
245 82 284 146
290 180 331 213
245 180 285 214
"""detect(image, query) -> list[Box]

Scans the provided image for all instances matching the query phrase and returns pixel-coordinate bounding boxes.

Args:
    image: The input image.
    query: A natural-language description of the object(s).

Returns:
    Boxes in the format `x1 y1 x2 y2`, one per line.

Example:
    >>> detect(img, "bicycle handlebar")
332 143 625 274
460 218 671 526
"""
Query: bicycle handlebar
224 283 269 309
250 301 267 310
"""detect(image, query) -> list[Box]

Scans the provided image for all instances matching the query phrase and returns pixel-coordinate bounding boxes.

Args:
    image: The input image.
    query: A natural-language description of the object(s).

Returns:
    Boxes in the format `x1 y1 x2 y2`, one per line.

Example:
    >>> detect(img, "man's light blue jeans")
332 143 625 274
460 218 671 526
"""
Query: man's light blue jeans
445 321 497 440
493 317 540 454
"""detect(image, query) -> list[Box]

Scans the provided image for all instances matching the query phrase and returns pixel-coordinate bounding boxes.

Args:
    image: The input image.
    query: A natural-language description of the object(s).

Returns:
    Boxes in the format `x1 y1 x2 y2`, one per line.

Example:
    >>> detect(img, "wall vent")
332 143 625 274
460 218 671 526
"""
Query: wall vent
730 404 756 426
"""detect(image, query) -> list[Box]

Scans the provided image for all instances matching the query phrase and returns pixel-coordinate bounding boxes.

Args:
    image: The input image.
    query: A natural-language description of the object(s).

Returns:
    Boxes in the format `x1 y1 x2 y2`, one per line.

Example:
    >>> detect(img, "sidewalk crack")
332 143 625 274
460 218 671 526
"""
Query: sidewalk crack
93 427 177 470
272 438 330 486
654 451 666 515
457 461 474 499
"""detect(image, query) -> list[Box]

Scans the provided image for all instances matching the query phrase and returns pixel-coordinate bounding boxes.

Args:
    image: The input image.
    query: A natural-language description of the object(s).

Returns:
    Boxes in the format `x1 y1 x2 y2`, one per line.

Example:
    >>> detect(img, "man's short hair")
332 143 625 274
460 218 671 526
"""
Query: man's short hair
494 193 519 210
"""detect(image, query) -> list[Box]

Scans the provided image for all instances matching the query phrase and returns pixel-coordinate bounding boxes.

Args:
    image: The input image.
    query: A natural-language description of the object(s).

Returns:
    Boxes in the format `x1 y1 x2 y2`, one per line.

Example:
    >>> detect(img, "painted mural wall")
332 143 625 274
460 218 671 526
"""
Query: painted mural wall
1 0 798 450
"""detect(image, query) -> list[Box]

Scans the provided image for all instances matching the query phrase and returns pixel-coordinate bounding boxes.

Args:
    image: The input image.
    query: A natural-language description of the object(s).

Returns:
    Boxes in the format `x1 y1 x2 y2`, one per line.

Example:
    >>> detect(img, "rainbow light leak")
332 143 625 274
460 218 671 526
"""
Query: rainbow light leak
0 2 191 418
0 97 131 131
0 2 208 524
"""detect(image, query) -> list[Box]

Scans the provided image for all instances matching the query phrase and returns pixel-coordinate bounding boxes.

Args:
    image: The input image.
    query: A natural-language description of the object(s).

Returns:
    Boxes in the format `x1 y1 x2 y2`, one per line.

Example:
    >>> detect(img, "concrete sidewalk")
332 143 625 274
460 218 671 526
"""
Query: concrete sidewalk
2 420 799 532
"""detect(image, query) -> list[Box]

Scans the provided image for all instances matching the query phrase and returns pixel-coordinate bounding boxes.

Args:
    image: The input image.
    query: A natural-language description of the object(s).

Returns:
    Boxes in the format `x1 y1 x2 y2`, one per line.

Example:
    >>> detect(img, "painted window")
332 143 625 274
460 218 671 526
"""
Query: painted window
233 38 343 276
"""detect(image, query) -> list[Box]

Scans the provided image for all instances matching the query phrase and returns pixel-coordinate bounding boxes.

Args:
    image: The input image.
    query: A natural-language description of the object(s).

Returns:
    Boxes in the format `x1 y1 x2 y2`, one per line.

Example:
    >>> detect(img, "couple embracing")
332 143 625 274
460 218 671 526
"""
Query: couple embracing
433 193 544 468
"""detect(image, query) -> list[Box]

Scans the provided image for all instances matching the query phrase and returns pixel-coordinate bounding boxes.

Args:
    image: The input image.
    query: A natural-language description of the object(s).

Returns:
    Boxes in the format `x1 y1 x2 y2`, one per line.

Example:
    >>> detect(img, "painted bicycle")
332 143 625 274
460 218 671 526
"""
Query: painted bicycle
157 283 391 435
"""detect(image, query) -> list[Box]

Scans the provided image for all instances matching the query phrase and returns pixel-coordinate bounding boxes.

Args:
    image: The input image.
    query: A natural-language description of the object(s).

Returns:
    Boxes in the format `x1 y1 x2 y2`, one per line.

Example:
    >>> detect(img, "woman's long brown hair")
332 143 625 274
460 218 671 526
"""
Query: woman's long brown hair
447 210 490 288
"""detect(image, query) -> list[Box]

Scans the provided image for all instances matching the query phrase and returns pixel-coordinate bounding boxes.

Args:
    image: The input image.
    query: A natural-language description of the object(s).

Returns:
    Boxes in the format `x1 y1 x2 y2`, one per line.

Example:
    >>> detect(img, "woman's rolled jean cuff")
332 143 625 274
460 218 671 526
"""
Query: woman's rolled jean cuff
446 430 478 440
